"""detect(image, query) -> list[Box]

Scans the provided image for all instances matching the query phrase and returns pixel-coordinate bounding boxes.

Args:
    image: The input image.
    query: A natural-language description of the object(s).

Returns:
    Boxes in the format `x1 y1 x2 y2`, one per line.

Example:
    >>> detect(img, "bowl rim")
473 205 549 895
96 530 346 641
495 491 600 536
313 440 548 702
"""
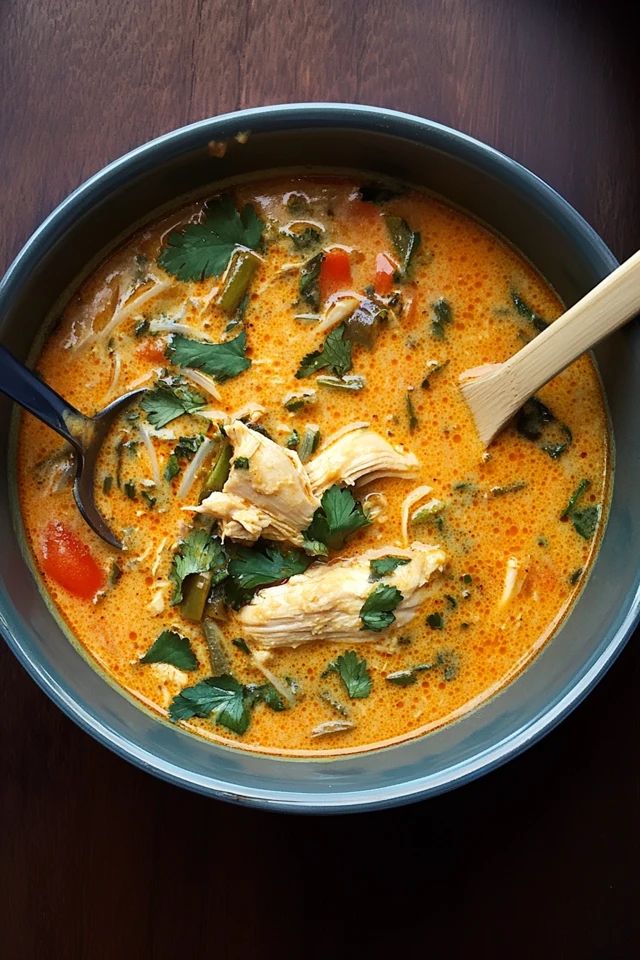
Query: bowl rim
1 102 637 813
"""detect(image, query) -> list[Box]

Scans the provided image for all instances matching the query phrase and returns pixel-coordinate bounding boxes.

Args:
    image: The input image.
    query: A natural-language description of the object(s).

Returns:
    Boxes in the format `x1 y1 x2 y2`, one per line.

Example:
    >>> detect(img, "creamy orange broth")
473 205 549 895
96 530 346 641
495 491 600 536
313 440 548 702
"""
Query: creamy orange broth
17 176 609 756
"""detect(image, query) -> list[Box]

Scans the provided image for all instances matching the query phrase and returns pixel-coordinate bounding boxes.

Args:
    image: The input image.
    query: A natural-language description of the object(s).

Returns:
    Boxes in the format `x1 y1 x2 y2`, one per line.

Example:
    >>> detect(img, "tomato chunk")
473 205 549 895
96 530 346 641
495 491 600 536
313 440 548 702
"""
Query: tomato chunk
41 521 105 600
319 248 352 302
374 253 395 296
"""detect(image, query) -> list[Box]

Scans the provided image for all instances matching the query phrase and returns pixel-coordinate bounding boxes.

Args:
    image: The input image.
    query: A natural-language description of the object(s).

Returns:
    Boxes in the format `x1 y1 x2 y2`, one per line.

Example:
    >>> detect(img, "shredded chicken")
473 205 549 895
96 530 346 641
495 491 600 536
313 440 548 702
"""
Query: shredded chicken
195 420 320 543
237 542 446 648
306 425 419 496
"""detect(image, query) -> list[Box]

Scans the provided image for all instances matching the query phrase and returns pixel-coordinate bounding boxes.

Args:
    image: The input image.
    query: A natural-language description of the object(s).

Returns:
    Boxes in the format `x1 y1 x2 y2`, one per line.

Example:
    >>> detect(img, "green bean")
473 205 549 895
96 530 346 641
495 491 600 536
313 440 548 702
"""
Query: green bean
180 572 212 622
200 440 232 499
298 424 320 463
203 619 230 674
218 250 260 314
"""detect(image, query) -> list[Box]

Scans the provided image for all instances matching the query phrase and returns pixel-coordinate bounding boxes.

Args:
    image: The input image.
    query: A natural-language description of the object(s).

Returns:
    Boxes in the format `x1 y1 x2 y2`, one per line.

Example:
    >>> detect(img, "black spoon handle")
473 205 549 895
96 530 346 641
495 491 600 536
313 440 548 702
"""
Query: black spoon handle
0 345 90 451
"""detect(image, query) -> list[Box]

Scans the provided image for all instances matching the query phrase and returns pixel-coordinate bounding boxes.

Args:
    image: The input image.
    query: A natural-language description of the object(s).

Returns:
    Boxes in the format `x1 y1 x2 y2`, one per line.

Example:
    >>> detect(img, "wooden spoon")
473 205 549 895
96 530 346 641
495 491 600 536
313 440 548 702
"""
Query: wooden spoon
460 250 640 445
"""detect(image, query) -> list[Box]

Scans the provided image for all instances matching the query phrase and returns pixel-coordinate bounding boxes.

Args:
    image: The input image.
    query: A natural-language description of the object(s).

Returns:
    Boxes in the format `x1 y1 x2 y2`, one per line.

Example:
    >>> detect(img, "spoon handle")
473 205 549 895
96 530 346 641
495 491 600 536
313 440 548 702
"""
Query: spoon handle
499 248 640 400
0 345 91 451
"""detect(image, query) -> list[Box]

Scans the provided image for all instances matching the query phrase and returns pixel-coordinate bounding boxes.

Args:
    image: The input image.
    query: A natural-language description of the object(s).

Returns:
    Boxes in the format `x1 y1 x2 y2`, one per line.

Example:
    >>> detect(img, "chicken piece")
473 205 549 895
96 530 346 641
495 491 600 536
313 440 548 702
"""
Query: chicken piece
237 542 446 648
306 423 419 496
196 420 320 543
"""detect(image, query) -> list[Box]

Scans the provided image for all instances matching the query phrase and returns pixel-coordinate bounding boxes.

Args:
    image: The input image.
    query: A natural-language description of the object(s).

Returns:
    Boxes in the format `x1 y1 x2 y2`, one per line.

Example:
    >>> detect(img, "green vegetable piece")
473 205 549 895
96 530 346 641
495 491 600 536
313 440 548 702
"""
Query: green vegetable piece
226 290 250 332
383 214 420 274
124 480 136 500
141 490 157 508
296 324 352 379
246 682 288 712
285 429 300 449
180 571 213 622
301 539 329 558
305 484 370 550
511 290 548 331
319 690 350 717
427 612 444 630
385 663 433 686
516 397 572 459
297 424 321 463
299 252 324 310
141 377 206 428
141 630 198 671
436 649 460 681
169 529 228 605
174 434 206 459
343 298 387 347
369 555 411 581
234 456 250 470
218 248 260 314
430 298 452 340
461 573 473 585
561 479 600 540
167 331 251 382
316 374 366 391
201 440 232 498
232 637 251 655
358 183 404 204
202 619 230 675
168 674 251 733
360 583 404 631
134 318 150 337
227 543 312 593
288 226 323 251
445 594 458 609
405 391 418 432
490 482 527 497
568 567 583 585
283 389 316 411
158 195 263 281
164 454 180 481
102 475 113 494
322 650 372 699
421 360 448 389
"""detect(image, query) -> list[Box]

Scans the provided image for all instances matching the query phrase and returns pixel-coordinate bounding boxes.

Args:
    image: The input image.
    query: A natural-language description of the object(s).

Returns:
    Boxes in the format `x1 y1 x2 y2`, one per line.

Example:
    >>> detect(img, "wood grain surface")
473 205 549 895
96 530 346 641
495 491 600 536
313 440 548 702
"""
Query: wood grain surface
1 2 638 957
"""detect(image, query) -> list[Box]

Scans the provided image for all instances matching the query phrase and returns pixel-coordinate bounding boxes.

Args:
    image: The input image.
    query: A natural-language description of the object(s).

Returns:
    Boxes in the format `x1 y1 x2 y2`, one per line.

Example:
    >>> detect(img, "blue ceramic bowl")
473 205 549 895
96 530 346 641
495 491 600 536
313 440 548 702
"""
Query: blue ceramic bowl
1 104 639 812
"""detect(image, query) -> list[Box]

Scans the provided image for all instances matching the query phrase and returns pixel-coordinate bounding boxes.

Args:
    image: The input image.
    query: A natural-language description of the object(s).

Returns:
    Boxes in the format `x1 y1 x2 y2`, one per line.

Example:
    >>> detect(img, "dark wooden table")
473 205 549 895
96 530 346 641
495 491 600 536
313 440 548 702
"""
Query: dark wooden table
1 2 638 956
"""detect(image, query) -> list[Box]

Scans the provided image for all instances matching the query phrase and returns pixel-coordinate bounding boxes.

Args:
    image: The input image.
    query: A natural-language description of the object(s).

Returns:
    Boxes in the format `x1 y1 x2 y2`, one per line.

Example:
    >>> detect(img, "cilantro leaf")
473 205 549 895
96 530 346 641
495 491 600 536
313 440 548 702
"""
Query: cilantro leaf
227 542 312 593
305 484 370 551
384 215 420 275
295 325 352 379
299 252 324 310
369 555 411 581
140 377 206 428
323 650 372 699
427 611 444 629
158 195 263 281
430 297 452 339
511 290 548 332
140 630 198 670
385 663 433 686
245 682 288 712
359 583 404 631
168 674 251 733
166 331 251 382
169 529 228 604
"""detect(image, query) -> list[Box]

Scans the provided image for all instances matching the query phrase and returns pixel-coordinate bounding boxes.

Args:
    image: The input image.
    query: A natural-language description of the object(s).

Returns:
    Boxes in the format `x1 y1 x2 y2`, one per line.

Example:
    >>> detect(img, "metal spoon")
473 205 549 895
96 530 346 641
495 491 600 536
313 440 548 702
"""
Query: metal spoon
0 345 144 549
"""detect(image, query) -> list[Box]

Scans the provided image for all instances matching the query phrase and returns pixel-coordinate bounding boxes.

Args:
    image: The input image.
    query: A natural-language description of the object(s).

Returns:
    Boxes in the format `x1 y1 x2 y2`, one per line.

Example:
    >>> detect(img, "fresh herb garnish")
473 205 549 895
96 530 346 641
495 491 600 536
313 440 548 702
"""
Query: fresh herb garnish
299 252 324 310
124 480 137 500
134 318 149 337
568 567 583 585
405 391 418 431
164 454 180 481
141 630 198 670
427 611 444 629
234 457 250 470
490 482 527 497
430 298 452 339
102 475 113 494
141 377 206 428
141 490 157 508
227 542 312 593
289 226 323 250
561 479 600 540
232 637 251 655
516 397 572 459
383 215 420 275
167 331 251 382
295 324 352 379
385 663 433 686
316 374 366 391
169 529 228 604
298 424 321 463
436 649 460 681
360 583 404 632
168 674 251 733
322 650 372 699
283 389 316 411
369 555 411 581
245 682 289 712
421 359 448 389
304 484 370 550
158 195 263 281
511 290 548 332
285 429 300 449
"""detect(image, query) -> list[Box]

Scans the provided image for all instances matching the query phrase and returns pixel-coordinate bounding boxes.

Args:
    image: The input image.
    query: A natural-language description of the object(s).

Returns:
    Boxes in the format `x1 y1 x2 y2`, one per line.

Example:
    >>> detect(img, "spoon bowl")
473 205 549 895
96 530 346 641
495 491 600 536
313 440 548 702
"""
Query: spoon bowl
0 344 144 548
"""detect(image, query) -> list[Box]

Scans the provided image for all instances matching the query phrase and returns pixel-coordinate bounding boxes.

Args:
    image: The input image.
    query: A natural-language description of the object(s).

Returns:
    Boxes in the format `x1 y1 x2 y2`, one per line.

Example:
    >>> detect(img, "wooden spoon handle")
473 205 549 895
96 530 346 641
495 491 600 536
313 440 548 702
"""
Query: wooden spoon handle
500 249 640 406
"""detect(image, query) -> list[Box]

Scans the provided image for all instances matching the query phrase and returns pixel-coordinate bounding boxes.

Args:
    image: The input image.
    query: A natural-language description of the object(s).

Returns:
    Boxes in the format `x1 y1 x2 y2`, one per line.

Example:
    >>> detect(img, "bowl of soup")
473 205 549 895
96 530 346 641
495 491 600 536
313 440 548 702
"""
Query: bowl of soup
1 104 638 811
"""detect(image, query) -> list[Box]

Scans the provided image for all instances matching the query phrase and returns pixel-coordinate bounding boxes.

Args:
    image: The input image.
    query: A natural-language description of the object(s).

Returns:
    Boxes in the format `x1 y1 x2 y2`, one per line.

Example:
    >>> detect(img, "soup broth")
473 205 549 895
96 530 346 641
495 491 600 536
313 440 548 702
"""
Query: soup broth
17 175 609 755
